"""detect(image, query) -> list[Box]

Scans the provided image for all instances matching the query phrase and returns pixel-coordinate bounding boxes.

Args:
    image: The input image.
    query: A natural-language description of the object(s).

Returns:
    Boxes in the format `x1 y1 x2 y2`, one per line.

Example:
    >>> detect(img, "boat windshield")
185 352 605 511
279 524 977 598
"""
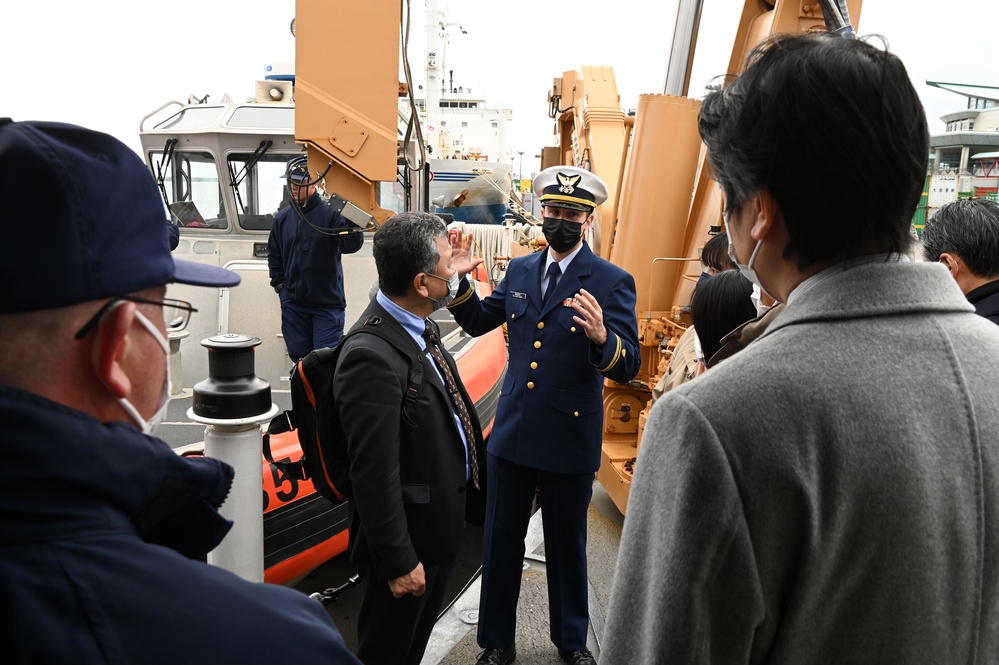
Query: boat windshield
379 179 407 216
151 150 228 231
226 152 303 231
149 147 312 233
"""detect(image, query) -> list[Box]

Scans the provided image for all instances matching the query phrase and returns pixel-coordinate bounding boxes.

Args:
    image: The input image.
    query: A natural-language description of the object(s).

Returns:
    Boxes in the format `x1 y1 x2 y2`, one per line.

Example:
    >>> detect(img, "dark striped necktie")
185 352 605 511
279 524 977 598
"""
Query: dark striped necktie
423 321 480 489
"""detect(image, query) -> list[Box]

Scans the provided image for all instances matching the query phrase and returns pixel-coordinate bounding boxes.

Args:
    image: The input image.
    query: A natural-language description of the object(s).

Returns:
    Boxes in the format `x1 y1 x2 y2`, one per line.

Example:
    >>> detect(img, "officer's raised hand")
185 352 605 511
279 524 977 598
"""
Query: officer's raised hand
571 288 607 346
449 229 484 278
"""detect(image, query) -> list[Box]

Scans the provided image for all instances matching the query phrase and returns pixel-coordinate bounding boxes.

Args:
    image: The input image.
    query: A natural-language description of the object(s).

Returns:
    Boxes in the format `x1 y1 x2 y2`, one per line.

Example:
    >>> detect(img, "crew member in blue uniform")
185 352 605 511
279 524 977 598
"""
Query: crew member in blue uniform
0 119 359 664
448 165 641 665
268 157 364 361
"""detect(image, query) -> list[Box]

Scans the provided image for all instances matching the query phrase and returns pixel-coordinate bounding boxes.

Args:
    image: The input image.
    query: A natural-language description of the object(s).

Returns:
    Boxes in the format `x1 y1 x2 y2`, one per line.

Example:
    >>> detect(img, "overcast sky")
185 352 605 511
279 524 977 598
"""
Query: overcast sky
3 0 994 176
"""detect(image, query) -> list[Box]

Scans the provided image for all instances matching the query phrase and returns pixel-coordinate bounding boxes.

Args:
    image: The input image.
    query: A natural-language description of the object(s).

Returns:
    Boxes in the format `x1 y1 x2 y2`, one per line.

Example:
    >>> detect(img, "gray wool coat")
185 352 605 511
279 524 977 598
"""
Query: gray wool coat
603 260 999 664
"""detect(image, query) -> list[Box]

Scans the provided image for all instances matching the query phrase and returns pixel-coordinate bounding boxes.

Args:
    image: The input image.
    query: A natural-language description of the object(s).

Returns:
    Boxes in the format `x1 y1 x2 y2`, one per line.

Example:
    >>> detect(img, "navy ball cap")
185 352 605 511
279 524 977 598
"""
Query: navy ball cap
0 119 239 313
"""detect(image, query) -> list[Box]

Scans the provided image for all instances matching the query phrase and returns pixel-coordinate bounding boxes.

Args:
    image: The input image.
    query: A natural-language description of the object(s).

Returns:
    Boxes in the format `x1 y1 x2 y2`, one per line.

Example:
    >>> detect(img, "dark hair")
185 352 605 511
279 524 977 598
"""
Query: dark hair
922 199 999 279
701 232 736 272
691 270 757 367
698 34 928 270
373 212 447 296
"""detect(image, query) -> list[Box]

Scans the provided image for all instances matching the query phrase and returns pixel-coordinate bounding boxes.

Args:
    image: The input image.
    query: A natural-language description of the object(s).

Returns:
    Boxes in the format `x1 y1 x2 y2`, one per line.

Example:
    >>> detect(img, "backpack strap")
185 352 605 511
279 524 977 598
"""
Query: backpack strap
263 312 429 479
262 429 308 480
402 351 424 419
267 409 295 436
264 361 308 481
354 314 426 422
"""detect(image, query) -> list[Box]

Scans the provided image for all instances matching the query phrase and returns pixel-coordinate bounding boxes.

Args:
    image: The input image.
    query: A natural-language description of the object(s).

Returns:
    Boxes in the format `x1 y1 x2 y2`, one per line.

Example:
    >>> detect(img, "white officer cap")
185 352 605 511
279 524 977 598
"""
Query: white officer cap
533 165 608 211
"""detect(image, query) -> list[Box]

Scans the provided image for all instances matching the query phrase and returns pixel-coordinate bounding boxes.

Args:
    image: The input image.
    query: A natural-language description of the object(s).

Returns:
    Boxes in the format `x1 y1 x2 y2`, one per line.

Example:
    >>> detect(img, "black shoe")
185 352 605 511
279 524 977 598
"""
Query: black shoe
559 648 596 665
475 645 516 665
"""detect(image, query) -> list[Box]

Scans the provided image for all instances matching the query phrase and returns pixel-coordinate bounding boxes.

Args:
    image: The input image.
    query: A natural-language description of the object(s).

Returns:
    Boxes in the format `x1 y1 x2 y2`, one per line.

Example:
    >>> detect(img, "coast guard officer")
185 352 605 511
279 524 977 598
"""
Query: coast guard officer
448 165 640 665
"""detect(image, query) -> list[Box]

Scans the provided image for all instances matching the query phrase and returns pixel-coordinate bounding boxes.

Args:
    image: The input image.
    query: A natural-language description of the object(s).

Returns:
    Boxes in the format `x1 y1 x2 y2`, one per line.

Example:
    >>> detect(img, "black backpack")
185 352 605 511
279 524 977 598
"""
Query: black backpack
263 314 425 505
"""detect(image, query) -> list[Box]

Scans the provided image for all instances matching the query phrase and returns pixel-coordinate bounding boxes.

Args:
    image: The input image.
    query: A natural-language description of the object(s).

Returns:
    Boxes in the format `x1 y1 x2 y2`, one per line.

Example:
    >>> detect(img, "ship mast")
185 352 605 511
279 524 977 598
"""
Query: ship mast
424 0 444 159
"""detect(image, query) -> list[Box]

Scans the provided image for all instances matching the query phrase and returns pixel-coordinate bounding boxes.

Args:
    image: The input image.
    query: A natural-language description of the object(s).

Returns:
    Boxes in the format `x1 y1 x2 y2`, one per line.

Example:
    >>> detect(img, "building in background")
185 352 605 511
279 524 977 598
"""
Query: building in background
917 82 999 235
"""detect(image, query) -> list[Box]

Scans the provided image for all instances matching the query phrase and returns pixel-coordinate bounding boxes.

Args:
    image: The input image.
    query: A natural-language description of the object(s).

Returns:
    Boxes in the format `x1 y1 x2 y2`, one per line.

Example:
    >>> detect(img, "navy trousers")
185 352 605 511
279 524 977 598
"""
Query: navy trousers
477 452 594 651
279 292 346 362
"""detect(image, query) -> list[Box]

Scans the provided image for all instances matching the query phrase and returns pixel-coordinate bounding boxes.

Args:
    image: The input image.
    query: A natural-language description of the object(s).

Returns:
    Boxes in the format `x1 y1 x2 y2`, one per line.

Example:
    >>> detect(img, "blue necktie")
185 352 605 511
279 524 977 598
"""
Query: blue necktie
543 262 561 303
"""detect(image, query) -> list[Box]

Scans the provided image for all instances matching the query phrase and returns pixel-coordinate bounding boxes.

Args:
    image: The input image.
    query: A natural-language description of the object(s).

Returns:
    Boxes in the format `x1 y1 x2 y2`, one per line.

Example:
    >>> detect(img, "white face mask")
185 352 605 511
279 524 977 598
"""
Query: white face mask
727 232 772 300
426 269 459 311
750 282 773 318
95 304 171 435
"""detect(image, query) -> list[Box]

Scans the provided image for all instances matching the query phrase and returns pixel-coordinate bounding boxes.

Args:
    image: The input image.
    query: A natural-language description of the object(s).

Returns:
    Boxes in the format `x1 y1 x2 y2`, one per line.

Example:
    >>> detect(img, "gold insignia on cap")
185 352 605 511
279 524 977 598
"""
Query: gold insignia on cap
557 172 581 194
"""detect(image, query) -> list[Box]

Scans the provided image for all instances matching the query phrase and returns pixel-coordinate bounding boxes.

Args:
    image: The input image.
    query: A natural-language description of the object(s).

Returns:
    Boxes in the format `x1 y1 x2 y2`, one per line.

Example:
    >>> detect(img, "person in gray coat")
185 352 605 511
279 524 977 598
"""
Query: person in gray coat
603 33 999 664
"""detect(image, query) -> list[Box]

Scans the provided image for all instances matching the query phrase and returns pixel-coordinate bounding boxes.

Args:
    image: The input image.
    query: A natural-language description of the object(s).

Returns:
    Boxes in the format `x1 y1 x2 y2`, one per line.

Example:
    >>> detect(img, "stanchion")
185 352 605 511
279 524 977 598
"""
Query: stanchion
187 333 278 582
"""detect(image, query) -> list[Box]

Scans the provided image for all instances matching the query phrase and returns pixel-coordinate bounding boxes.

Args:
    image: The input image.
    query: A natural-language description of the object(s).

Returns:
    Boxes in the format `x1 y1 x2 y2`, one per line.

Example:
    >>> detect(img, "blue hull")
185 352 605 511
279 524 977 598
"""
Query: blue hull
435 203 507 224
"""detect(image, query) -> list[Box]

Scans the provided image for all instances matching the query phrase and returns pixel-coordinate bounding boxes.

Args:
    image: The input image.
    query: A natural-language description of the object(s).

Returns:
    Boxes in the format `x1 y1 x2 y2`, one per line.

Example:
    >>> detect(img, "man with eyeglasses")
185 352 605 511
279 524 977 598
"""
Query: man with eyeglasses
336 212 486 665
0 119 359 664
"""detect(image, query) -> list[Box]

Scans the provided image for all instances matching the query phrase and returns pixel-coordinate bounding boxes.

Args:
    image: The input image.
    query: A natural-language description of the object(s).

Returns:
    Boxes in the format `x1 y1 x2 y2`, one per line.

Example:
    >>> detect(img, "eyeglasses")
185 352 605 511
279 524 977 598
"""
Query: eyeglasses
424 267 457 283
74 296 198 340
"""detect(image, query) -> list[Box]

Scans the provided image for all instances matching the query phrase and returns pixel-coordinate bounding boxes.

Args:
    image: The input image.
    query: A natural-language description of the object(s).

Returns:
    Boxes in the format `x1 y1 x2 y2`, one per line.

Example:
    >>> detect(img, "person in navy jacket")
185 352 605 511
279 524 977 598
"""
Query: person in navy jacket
922 197 999 326
448 166 640 665
268 157 364 361
0 120 359 664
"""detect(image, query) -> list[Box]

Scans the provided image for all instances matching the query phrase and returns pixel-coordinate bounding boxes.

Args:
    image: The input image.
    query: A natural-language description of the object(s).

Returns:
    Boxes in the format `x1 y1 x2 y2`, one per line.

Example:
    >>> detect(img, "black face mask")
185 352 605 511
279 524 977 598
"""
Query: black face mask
542 217 584 253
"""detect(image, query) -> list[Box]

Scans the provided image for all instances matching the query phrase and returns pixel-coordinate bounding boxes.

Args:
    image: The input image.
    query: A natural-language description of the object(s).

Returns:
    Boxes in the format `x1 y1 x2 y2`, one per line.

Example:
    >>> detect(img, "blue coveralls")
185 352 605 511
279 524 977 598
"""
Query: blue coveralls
267 192 364 361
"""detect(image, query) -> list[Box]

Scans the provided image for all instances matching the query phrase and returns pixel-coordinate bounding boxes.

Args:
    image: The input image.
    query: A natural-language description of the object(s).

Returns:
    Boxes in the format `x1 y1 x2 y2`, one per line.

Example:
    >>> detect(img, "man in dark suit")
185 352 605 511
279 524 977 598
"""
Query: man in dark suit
922 197 999 325
448 166 641 665
334 211 486 665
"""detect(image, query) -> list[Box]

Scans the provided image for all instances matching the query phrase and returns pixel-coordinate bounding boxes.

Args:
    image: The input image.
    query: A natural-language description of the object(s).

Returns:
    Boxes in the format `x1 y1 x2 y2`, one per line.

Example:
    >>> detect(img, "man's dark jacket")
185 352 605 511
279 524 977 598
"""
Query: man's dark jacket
335 299 486 581
967 278 999 325
0 382 358 664
267 193 364 307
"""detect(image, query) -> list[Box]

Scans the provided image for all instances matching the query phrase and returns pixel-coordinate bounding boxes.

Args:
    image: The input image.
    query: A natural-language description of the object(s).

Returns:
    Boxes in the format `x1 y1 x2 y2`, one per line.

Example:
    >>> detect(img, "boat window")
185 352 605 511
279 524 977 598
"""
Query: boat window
377 181 407 216
227 152 304 231
228 107 295 130
150 150 229 231
153 107 225 131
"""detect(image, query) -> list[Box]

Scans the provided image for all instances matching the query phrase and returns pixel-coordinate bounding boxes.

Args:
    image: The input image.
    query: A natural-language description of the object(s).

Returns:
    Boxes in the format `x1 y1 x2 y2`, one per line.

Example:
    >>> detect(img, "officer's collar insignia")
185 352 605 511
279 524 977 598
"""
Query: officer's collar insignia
557 172 581 194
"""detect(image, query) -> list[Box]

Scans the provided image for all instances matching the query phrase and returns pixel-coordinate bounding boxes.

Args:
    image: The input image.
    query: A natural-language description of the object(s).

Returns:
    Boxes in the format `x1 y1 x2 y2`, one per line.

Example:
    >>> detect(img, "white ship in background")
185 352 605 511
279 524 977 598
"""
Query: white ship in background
404 0 515 223
415 82 515 224
138 1 520 392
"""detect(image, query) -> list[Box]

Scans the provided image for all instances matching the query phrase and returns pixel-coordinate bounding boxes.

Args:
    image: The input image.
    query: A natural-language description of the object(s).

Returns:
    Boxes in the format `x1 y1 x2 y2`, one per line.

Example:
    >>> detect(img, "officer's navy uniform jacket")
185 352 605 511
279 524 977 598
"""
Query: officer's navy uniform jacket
0 382 358 664
448 242 641 473
267 192 363 308
447 241 640 651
